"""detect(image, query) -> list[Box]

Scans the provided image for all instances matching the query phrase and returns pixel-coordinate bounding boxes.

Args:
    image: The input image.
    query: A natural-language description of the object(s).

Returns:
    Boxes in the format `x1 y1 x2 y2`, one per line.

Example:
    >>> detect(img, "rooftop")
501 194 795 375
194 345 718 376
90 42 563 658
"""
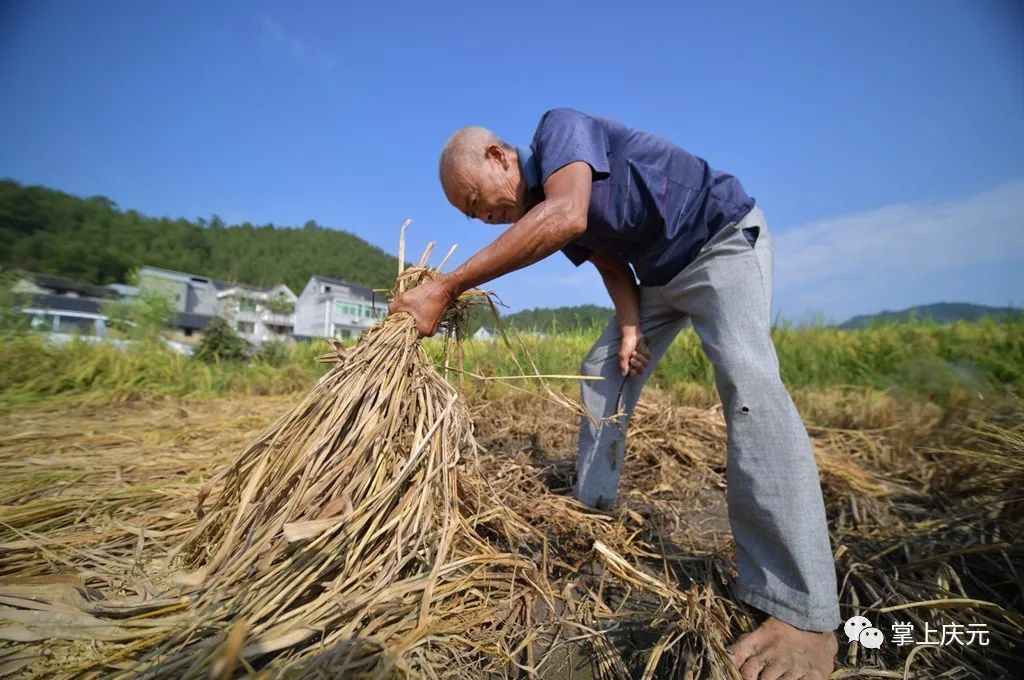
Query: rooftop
24 293 106 315
20 271 116 300
312 275 376 300
139 265 233 291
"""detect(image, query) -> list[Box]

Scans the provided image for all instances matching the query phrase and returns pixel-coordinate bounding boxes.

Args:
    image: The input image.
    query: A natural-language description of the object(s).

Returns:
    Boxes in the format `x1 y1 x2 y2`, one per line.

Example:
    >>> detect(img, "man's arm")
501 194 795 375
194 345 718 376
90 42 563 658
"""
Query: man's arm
590 253 651 378
446 161 593 294
390 161 594 335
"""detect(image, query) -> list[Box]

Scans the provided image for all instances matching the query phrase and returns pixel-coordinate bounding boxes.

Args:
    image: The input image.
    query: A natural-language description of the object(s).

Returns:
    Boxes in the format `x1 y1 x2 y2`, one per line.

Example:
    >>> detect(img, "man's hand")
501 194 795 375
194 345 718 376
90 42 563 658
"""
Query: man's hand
388 277 457 337
590 254 647 378
619 328 650 378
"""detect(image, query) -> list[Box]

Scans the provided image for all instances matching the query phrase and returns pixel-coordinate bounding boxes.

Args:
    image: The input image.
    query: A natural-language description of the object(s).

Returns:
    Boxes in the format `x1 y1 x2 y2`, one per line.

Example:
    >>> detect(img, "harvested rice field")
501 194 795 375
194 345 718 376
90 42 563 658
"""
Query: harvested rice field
1 352 1021 678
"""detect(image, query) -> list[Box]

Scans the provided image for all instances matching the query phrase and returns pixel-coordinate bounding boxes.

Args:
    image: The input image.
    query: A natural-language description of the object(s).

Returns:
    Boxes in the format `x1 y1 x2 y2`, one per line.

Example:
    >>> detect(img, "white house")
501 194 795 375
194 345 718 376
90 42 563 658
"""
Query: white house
137 266 222 316
136 266 220 343
472 327 497 341
137 266 295 345
13 272 115 338
293 275 385 340
216 283 297 345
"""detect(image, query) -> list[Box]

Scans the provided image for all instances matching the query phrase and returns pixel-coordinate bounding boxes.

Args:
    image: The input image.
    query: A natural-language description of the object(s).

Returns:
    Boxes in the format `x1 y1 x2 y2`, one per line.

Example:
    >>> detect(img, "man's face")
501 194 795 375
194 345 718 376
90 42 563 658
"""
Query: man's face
443 145 530 225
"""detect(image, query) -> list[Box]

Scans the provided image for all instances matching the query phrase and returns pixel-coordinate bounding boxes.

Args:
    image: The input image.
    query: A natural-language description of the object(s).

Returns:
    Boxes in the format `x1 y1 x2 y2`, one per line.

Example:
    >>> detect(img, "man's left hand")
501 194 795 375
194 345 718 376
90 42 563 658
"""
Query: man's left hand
619 329 651 378
388 278 457 337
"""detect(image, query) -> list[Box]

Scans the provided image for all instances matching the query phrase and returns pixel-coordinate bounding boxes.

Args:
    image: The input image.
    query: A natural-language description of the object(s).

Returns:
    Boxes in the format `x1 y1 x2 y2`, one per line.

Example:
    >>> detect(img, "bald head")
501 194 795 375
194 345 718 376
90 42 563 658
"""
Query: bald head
437 125 530 225
439 126 507 180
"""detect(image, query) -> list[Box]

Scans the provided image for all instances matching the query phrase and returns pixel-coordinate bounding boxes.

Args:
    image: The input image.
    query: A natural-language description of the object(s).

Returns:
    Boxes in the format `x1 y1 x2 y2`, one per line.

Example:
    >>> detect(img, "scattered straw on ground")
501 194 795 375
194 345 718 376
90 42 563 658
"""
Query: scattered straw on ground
1 377 1021 677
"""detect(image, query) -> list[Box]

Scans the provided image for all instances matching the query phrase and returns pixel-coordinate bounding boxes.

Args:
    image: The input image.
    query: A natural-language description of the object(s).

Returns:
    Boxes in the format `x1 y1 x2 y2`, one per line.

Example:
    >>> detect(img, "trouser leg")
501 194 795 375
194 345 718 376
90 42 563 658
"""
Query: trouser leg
575 303 689 510
668 207 841 632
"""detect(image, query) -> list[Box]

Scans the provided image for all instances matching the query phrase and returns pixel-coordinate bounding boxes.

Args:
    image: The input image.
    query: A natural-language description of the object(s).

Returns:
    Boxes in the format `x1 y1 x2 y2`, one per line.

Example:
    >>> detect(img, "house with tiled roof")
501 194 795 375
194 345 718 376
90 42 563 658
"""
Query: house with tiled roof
12 271 117 337
293 275 386 340
137 266 296 345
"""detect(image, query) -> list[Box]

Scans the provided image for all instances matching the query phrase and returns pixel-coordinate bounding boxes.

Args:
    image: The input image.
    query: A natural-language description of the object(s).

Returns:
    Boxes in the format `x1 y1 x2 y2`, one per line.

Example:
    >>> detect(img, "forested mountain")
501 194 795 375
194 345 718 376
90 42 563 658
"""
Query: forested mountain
498 305 614 331
840 303 1023 329
0 180 402 292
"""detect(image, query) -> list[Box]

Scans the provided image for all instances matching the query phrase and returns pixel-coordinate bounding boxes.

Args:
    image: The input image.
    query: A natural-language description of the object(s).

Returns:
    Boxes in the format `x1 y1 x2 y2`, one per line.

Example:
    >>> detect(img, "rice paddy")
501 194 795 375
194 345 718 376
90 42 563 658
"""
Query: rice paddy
0 262 1022 677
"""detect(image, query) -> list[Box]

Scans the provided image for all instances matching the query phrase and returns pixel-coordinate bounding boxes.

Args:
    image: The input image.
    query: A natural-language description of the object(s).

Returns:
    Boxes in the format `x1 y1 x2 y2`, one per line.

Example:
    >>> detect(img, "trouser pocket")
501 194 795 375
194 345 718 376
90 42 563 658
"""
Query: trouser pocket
742 226 760 248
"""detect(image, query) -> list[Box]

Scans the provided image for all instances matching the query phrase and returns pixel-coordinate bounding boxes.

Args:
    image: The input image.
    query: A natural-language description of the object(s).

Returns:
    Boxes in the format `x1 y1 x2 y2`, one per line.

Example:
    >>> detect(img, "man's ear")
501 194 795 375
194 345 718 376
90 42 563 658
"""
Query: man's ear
485 144 510 170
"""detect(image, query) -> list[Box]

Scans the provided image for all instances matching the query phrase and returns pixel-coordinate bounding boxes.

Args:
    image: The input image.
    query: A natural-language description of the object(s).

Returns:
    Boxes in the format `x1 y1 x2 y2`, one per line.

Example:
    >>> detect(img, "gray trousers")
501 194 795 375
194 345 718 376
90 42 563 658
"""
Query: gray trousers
574 207 841 632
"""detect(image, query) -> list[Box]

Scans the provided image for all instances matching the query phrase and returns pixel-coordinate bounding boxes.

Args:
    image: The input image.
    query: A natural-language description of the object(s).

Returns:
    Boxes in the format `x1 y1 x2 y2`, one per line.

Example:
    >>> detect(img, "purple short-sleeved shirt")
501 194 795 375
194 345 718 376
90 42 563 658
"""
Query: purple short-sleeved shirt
522 108 755 286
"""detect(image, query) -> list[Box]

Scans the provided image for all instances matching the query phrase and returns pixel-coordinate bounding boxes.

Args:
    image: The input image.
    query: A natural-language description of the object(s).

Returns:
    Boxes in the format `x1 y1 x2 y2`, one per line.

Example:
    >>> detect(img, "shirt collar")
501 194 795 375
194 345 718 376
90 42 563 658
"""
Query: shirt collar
517 145 542 194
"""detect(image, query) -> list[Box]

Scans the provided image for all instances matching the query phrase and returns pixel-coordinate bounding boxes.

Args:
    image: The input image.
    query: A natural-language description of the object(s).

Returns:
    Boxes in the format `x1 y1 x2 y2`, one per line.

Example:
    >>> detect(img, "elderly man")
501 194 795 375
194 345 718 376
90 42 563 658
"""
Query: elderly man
390 108 840 679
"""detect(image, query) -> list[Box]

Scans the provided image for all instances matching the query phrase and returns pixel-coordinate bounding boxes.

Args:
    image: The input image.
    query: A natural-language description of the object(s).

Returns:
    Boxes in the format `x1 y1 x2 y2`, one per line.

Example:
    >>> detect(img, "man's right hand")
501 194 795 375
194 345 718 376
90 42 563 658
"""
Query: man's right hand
388 277 457 337
619 329 650 378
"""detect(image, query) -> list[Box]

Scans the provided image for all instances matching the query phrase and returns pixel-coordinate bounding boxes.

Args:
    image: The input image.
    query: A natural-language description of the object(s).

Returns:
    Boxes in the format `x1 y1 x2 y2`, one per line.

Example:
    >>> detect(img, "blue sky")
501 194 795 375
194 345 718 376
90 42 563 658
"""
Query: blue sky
1 0 1022 322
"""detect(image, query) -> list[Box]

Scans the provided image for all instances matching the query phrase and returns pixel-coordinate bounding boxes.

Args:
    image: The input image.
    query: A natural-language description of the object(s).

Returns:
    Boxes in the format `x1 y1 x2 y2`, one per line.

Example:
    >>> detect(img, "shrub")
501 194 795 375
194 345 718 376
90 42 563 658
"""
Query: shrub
255 340 290 367
194 317 249 363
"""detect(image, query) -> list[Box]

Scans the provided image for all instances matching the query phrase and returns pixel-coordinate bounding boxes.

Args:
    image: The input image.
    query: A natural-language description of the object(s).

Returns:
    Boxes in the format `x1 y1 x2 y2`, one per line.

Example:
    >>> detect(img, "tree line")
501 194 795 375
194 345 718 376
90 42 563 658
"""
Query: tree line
0 179 402 293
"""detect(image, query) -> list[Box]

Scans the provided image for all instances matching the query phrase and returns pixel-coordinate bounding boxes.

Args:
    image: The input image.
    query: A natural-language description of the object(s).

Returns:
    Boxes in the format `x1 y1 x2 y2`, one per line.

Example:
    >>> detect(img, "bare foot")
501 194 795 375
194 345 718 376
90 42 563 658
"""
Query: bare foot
727 616 838 680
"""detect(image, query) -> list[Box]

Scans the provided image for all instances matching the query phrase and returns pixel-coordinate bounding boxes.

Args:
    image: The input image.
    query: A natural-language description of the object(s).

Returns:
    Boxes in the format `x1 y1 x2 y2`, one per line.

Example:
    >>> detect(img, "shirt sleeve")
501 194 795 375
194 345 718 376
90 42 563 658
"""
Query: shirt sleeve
561 241 593 267
532 108 611 184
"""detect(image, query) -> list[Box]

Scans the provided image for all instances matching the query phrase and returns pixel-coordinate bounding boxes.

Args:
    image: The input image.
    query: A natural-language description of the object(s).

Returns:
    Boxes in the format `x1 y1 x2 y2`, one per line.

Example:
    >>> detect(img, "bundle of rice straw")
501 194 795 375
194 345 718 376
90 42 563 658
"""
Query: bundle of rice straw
124 236 551 677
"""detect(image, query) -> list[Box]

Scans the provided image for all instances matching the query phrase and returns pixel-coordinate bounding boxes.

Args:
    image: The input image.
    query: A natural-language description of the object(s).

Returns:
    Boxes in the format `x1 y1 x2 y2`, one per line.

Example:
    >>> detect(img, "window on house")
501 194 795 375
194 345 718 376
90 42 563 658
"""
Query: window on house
236 321 255 334
239 299 258 313
336 301 365 318
56 316 95 335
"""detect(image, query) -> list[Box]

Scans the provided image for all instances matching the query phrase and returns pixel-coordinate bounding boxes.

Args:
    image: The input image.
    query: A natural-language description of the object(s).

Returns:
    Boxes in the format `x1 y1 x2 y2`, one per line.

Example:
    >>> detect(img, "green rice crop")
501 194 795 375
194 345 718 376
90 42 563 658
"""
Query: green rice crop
1 319 1021 403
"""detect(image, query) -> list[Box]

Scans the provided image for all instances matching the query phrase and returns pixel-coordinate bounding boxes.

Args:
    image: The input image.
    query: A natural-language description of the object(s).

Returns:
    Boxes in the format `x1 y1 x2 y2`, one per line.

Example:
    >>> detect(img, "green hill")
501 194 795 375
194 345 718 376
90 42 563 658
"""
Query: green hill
499 304 614 331
0 179 402 292
840 303 1023 329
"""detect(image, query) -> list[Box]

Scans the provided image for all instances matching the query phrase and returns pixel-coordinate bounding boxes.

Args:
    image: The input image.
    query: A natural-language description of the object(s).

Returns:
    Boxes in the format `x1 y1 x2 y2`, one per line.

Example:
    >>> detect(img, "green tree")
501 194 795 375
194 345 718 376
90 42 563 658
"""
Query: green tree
0 269 30 336
499 305 614 333
194 317 249 363
254 339 290 367
103 271 175 343
265 288 295 315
